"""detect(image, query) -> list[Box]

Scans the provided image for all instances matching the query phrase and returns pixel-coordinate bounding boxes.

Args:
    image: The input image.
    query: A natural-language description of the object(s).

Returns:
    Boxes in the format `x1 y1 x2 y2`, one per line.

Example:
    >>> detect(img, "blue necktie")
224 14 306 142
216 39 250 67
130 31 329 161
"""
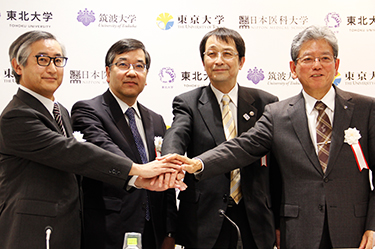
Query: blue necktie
125 107 150 221
125 107 148 164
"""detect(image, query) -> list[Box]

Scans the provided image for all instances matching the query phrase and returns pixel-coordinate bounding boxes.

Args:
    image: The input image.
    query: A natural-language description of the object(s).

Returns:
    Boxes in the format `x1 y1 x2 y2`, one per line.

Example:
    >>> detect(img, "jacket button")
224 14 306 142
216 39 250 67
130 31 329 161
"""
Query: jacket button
223 194 228 203
324 177 329 183
318 204 324 212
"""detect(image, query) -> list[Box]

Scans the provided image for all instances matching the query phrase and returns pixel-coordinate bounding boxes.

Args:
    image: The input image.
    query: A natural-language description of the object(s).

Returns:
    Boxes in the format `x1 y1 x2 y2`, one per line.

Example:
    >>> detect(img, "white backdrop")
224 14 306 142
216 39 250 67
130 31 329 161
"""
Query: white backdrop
1 0 375 125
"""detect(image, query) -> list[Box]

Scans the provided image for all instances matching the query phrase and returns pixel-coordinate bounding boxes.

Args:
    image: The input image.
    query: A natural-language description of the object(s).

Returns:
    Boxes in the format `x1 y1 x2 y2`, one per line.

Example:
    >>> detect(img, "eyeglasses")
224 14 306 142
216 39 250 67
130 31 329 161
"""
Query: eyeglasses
203 50 239 61
35 55 68 67
109 61 147 73
295 55 336 66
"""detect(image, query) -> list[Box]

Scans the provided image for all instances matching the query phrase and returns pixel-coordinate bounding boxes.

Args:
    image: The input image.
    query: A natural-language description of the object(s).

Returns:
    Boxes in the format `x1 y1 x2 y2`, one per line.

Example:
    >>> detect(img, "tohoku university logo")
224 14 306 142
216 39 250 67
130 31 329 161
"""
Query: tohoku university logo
77 8 95 26
159 67 176 83
325 12 341 28
247 67 265 84
156 13 174 30
333 72 341 86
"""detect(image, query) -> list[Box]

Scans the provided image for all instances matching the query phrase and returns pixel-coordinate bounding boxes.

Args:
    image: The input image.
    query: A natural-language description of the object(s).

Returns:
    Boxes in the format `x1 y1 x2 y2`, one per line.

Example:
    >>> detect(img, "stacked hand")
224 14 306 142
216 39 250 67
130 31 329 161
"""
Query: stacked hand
129 154 203 192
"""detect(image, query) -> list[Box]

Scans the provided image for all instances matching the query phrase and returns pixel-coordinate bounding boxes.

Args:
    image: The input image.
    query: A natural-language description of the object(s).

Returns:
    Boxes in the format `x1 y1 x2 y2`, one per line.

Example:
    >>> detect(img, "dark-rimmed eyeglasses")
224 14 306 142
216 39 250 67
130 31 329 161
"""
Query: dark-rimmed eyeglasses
35 55 68 67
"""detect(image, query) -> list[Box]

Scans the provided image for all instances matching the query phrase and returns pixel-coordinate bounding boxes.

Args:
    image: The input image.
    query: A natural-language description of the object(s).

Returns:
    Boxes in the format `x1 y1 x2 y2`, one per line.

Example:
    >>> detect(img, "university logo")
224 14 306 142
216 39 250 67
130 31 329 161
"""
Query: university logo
77 8 96 26
333 72 341 86
325 12 341 28
159 67 176 83
156 13 174 30
247 67 265 84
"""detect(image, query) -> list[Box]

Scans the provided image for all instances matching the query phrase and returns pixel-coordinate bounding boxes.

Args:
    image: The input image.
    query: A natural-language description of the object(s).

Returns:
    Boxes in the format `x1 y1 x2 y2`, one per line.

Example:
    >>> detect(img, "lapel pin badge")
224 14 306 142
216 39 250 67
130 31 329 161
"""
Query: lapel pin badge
243 111 254 121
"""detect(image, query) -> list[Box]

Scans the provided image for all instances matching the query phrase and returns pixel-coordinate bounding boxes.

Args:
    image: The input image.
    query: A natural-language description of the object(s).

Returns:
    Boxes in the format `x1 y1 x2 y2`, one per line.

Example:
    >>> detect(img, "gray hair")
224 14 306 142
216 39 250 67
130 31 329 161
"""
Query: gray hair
9 30 66 84
291 25 338 63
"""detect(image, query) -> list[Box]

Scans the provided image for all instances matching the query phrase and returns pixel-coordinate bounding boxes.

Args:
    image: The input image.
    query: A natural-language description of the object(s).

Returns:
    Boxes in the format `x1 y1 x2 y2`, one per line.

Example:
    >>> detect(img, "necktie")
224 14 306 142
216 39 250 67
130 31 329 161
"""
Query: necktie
222 95 242 204
315 101 332 173
53 103 66 137
125 107 150 220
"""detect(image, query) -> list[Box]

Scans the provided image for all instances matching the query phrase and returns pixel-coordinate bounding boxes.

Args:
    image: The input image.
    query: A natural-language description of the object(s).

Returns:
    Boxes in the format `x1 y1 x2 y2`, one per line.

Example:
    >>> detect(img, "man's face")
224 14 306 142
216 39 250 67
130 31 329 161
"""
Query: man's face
290 39 340 99
12 39 64 100
203 36 245 91
106 49 147 106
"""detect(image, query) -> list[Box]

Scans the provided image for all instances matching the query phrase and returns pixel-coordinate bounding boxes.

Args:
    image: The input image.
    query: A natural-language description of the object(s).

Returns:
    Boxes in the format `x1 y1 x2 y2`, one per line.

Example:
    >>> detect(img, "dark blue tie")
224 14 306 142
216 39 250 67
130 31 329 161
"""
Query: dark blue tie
125 107 150 221
125 107 148 164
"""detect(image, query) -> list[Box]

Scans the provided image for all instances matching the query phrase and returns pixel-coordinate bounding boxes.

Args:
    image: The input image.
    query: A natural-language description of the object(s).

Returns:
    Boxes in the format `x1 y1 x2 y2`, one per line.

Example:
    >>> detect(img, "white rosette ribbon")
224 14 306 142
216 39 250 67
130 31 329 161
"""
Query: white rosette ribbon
154 136 163 158
73 131 86 142
344 127 368 171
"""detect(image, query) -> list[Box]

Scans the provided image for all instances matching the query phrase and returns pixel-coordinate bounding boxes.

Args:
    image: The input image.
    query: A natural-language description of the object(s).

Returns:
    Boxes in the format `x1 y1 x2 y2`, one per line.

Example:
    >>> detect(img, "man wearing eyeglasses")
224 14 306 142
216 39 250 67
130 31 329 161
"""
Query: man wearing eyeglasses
161 27 278 249
0 31 184 249
175 25 375 249
71 38 177 249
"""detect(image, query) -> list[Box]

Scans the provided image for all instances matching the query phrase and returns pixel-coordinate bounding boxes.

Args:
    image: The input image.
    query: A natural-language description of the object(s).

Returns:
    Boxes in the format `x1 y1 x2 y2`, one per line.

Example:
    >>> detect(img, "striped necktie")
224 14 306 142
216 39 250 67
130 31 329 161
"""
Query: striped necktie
315 101 332 173
53 103 66 137
222 94 242 204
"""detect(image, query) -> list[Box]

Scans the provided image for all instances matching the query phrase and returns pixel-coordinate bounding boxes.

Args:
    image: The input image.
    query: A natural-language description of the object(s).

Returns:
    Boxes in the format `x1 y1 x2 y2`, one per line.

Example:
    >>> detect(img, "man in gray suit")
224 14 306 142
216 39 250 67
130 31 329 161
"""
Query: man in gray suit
0 30 183 249
175 25 375 249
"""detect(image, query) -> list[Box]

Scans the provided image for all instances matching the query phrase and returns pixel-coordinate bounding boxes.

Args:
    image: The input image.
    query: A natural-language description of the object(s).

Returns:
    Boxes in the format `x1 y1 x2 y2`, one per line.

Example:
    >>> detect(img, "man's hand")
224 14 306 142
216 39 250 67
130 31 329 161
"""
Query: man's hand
359 230 374 249
165 154 202 174
129 154 182 178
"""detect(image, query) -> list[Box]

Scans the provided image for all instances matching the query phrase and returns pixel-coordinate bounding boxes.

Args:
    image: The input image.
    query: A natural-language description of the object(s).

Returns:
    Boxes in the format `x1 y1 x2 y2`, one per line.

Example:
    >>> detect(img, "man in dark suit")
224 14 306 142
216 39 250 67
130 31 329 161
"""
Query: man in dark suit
177 25 375 249
0 31 182 249
162 27 278 249
71 38 177 249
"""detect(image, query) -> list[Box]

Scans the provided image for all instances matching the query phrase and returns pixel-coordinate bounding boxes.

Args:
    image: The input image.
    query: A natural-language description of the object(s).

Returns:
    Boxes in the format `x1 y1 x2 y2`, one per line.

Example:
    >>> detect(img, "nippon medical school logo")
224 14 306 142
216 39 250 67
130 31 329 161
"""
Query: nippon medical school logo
77 8 96 26
325 12 341 28
156 13 174 30
247 67 265 84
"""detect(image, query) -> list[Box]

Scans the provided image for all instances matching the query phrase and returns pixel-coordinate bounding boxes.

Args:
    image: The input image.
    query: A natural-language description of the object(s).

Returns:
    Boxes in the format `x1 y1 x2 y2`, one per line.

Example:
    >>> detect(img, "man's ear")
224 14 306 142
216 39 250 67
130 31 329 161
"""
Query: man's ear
289 61 298 79
11 58 22 76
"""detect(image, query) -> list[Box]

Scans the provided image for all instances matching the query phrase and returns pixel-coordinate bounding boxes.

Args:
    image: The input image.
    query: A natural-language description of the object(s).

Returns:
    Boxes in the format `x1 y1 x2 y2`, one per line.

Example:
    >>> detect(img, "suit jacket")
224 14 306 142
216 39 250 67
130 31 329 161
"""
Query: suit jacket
162 84 278 248
71 89 176 249
197 86 375 249
0 89 134 249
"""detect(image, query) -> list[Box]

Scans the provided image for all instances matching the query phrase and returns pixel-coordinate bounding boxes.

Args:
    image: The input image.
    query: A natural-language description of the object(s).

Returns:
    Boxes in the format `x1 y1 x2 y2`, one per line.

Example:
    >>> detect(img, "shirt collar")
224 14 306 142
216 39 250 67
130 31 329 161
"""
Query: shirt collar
303 86 335 115
109 88 141 118
19 85 55 116
210 83 238 107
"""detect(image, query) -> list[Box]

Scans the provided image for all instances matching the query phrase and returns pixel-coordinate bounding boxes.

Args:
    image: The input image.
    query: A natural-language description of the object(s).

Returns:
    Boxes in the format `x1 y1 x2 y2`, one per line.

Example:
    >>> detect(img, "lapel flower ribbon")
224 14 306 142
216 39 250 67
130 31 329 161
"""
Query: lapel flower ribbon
344 127 368 171
73 131 86 142
154 136 163 158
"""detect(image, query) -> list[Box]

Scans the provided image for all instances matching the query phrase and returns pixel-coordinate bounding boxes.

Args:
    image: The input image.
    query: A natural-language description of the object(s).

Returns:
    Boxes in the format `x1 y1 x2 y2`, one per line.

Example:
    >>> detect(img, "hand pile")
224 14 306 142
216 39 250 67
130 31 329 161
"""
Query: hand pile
130 154 203 192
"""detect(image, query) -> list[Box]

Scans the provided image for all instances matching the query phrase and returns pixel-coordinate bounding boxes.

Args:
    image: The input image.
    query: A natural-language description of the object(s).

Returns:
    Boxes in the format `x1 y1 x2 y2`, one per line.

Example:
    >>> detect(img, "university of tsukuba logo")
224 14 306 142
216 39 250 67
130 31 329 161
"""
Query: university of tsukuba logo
333 72 341 86
156 13 174 30
247 67 265 84
159 67 176 83
325 12 341 28
77 8 96 26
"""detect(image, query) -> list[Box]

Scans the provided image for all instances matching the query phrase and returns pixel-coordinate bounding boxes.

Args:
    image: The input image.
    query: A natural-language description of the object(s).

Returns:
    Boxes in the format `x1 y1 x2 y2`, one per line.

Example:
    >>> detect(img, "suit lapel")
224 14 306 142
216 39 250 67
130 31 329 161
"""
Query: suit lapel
237 86 257 134
102 90 143 163
198 85 226 145
288 93 322 174
138 103 156 162
325 87 354 175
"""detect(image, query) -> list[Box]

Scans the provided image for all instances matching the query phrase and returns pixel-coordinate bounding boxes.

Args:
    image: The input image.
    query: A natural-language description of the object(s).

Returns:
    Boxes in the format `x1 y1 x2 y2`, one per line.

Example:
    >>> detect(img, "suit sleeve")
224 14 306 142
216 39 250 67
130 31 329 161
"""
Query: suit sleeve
0 107 132 189
161 95 193 156
198 104 274 180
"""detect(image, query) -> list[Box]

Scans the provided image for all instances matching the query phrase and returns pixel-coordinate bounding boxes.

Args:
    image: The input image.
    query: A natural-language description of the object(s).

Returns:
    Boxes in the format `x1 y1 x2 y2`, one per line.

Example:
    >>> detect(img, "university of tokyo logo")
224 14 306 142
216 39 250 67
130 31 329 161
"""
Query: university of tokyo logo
156 13 174 30
77 8 96 26
325 12 341 28
247 67 265 84
159 67 176 83
333 72 341 86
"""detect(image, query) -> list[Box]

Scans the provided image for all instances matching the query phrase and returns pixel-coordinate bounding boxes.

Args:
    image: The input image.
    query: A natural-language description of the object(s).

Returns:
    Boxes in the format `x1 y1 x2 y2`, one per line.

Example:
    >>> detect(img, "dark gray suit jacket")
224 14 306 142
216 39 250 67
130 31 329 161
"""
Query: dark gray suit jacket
162 84 278 248
197 86 375 249
0 89 134 249
71 90 176 249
